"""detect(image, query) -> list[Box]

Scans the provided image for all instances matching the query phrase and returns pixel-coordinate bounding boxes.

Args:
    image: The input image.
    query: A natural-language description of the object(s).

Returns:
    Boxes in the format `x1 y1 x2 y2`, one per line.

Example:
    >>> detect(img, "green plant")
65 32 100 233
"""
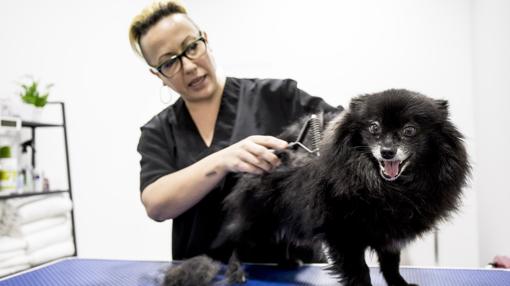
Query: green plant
19 79 53 108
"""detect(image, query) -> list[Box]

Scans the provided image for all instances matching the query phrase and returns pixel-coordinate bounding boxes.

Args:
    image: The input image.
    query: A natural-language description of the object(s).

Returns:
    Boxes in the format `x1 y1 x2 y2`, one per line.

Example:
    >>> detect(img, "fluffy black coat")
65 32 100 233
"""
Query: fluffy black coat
163 89 470 286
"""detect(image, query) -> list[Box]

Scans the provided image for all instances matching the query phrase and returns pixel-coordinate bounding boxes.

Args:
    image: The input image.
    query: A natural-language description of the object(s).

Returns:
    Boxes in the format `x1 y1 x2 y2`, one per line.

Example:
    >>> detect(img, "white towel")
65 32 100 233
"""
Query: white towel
0 250 24 261
0 201 4 221
0 236 26 253
0 221 10 236
0 202 7 235
11 215 68 237
28 240 74 266
16 195 73 225
0 264 30 277
24 221 72 253
0 254 29 269
3 195 48 209
0 194 71 235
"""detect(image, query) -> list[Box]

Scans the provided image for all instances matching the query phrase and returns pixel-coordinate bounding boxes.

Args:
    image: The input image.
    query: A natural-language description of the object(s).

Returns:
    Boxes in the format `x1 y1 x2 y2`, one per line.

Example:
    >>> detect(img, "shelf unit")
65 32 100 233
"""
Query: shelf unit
0 101 77 258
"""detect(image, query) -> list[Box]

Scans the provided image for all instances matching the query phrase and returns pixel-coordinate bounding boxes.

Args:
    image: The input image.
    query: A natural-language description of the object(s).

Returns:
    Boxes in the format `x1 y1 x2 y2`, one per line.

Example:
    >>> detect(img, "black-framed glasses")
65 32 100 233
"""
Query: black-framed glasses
153 32 207 78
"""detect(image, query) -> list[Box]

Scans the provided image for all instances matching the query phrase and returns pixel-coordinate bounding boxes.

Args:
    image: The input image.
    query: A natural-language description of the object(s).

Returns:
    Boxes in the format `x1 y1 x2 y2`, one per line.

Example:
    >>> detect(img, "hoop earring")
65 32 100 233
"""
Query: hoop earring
159 85 176 105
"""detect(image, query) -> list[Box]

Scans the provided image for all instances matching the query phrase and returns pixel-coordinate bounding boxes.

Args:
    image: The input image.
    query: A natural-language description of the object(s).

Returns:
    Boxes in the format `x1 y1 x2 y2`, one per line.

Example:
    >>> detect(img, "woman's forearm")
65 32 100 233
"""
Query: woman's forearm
141 152 227 221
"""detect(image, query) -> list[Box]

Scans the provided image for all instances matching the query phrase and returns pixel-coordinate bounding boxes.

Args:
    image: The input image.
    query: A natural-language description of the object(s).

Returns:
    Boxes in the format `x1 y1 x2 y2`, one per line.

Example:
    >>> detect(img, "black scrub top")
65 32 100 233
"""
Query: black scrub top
137 77 338 262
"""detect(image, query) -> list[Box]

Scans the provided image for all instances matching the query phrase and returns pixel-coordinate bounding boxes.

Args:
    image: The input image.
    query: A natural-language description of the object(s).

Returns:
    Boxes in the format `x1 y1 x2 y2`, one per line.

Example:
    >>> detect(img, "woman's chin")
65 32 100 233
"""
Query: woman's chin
186 84 220 103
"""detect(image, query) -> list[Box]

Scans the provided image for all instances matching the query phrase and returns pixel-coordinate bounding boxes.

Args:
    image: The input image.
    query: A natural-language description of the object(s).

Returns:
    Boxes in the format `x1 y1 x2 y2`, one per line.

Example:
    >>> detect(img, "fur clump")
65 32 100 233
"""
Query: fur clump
162 255 221 286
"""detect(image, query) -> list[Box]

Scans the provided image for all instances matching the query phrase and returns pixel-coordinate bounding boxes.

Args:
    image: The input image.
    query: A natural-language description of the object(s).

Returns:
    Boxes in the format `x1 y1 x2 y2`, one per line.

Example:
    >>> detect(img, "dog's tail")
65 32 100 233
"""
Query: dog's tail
162 255 221 286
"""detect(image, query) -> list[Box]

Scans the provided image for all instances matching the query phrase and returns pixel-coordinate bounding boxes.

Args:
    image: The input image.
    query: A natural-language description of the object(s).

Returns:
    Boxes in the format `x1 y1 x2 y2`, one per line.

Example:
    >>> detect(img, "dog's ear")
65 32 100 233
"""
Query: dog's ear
349 95 368 114
435 99 449 118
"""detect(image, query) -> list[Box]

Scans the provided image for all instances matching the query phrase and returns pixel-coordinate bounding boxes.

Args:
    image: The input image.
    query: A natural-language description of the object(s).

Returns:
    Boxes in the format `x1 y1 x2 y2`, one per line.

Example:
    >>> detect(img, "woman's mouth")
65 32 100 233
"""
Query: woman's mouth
188 75 207 89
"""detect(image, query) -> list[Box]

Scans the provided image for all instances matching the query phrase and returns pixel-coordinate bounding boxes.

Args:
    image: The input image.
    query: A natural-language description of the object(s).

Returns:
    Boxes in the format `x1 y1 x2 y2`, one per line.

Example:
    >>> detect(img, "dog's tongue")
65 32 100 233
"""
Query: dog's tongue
384 161 400 178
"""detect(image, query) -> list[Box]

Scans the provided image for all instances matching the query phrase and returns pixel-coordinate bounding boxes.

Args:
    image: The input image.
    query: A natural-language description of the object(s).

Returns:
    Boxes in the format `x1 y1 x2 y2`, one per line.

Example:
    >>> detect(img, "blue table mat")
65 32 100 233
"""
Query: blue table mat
0 258 509 286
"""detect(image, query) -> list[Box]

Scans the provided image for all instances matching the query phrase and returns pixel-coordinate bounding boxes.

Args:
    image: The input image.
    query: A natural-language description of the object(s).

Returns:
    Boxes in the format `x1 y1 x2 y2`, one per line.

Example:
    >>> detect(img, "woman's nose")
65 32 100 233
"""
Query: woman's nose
181 57 198 73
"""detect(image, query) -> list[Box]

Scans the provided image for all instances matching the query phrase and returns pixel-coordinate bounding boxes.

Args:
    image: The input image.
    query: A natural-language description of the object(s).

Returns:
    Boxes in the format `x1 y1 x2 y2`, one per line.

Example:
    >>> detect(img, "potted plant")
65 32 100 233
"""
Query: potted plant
17 78 53 121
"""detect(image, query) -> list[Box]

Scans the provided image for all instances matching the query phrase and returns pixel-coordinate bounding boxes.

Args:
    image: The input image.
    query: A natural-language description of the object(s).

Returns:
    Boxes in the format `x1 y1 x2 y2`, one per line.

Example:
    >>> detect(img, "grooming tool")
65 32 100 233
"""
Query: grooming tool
288 113 323 156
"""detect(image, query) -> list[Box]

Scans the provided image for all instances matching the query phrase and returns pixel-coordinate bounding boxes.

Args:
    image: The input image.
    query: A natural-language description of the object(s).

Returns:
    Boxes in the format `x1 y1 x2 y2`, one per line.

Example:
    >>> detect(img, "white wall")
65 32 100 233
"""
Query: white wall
472 0 510 265
1 0 505 267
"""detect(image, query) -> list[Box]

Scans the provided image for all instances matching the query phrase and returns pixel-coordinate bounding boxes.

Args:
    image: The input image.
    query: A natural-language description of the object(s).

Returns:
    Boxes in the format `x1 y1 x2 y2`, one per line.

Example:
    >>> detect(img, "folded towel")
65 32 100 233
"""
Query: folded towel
0 221 10 236
0 254 29 269
0 202 4 221
25 221 72 253
3 195 48 209
0 202 7 235
0 236 26 253
0 194 71 235
17 195 73 225
11 215 68 237
0 264 30 277
28 240 74 266
0 250 25 261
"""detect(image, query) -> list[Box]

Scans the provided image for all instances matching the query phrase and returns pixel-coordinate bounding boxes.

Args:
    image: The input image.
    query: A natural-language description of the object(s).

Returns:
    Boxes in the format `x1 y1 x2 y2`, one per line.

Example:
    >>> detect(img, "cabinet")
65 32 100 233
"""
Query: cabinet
0 102 76 276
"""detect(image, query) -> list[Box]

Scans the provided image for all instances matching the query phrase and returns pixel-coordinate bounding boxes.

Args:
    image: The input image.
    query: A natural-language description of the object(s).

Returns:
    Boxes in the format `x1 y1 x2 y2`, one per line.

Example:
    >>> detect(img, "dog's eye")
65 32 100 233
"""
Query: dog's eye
368 122 380 134
403 126 417 137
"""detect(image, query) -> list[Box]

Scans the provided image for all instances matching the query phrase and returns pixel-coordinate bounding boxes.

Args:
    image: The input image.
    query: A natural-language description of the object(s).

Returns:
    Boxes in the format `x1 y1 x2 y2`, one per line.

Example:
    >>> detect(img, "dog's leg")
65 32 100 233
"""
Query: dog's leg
226 250 246 284
326 243 372 286
275 241 304 269
376 248 418 286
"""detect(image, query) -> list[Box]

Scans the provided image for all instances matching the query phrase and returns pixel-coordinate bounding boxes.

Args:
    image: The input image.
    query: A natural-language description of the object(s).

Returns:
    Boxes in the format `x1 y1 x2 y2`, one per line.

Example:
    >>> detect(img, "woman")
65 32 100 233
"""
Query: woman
129 1 339 263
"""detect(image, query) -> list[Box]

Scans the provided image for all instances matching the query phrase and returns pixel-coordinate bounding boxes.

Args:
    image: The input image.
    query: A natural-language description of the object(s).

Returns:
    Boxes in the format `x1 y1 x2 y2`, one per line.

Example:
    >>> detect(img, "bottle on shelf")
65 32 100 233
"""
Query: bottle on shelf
33 168 43 192
0 116 22 194
19 144 34 192
0 145 17 194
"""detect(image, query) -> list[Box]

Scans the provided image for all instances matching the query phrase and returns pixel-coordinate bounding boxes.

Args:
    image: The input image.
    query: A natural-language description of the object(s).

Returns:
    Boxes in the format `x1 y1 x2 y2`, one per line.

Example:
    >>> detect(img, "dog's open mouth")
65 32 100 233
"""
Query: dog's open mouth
378 158 410 181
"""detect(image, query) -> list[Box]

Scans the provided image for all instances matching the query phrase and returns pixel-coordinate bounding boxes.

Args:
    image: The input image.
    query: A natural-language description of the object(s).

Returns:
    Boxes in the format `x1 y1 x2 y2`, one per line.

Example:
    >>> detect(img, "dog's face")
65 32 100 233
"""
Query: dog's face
350 90 449 181
364 119 414 181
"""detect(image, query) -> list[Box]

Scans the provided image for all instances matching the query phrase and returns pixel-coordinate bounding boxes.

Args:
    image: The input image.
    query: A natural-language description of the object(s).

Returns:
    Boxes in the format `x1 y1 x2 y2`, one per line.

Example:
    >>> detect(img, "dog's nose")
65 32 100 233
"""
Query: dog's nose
381 147 396 160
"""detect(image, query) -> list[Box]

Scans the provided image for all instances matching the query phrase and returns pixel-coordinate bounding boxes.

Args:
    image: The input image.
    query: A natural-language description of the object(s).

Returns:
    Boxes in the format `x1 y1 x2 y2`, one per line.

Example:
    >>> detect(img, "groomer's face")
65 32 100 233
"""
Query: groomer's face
140 14 219 103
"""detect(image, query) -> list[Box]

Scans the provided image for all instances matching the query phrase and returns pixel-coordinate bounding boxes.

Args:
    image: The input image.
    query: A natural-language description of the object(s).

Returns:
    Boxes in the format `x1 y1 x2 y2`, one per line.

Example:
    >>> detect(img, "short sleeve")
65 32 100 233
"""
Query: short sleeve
137 116 176 192
279 79 341 121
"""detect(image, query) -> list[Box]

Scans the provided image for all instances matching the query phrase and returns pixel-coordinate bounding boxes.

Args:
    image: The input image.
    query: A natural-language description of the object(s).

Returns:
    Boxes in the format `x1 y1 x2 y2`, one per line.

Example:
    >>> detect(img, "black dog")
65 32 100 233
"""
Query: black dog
164 89 470 286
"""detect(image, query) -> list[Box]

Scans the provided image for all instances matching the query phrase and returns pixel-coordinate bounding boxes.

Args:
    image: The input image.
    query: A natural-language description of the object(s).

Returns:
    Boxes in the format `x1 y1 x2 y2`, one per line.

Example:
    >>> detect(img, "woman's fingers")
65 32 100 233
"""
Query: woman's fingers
249 135 288 150
243 141 282 168
238 148 273 172
222 135 288 174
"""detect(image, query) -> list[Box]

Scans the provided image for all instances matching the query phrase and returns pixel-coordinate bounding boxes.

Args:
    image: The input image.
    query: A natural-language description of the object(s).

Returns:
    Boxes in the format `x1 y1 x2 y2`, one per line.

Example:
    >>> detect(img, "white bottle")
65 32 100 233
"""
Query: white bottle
33 168 43 192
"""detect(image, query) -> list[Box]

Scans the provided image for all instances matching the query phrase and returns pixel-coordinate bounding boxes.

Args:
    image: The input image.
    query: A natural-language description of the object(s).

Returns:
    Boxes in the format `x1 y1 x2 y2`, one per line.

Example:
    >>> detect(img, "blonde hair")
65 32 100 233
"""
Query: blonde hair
128 0 188 58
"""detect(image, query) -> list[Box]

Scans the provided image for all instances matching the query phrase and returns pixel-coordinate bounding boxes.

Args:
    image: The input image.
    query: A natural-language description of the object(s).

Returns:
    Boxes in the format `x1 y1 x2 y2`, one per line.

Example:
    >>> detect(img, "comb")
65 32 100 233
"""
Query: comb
288 113 322 156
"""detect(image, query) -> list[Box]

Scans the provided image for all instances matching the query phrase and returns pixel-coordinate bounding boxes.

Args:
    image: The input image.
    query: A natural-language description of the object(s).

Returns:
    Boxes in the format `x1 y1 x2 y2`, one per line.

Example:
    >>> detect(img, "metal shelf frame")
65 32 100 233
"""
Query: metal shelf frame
0 101 77 257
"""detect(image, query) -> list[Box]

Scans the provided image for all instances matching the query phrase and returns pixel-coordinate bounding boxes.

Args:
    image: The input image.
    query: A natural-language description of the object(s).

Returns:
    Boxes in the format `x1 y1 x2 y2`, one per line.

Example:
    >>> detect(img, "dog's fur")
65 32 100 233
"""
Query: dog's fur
163 89 470 286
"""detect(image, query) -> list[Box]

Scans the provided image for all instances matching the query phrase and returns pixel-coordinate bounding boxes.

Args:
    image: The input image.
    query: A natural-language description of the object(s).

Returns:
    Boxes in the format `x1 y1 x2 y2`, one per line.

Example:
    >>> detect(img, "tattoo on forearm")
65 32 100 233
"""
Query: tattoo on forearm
206 171 217 177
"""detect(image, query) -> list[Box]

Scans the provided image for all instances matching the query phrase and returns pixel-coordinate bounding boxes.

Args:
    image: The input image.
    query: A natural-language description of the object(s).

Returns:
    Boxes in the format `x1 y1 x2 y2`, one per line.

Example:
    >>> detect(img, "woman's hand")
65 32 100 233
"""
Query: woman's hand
216 135 288 175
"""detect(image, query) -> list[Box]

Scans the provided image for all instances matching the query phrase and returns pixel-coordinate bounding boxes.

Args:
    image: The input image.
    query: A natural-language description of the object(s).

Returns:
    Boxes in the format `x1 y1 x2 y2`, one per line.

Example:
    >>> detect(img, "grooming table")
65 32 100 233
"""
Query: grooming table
0 258 509 285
